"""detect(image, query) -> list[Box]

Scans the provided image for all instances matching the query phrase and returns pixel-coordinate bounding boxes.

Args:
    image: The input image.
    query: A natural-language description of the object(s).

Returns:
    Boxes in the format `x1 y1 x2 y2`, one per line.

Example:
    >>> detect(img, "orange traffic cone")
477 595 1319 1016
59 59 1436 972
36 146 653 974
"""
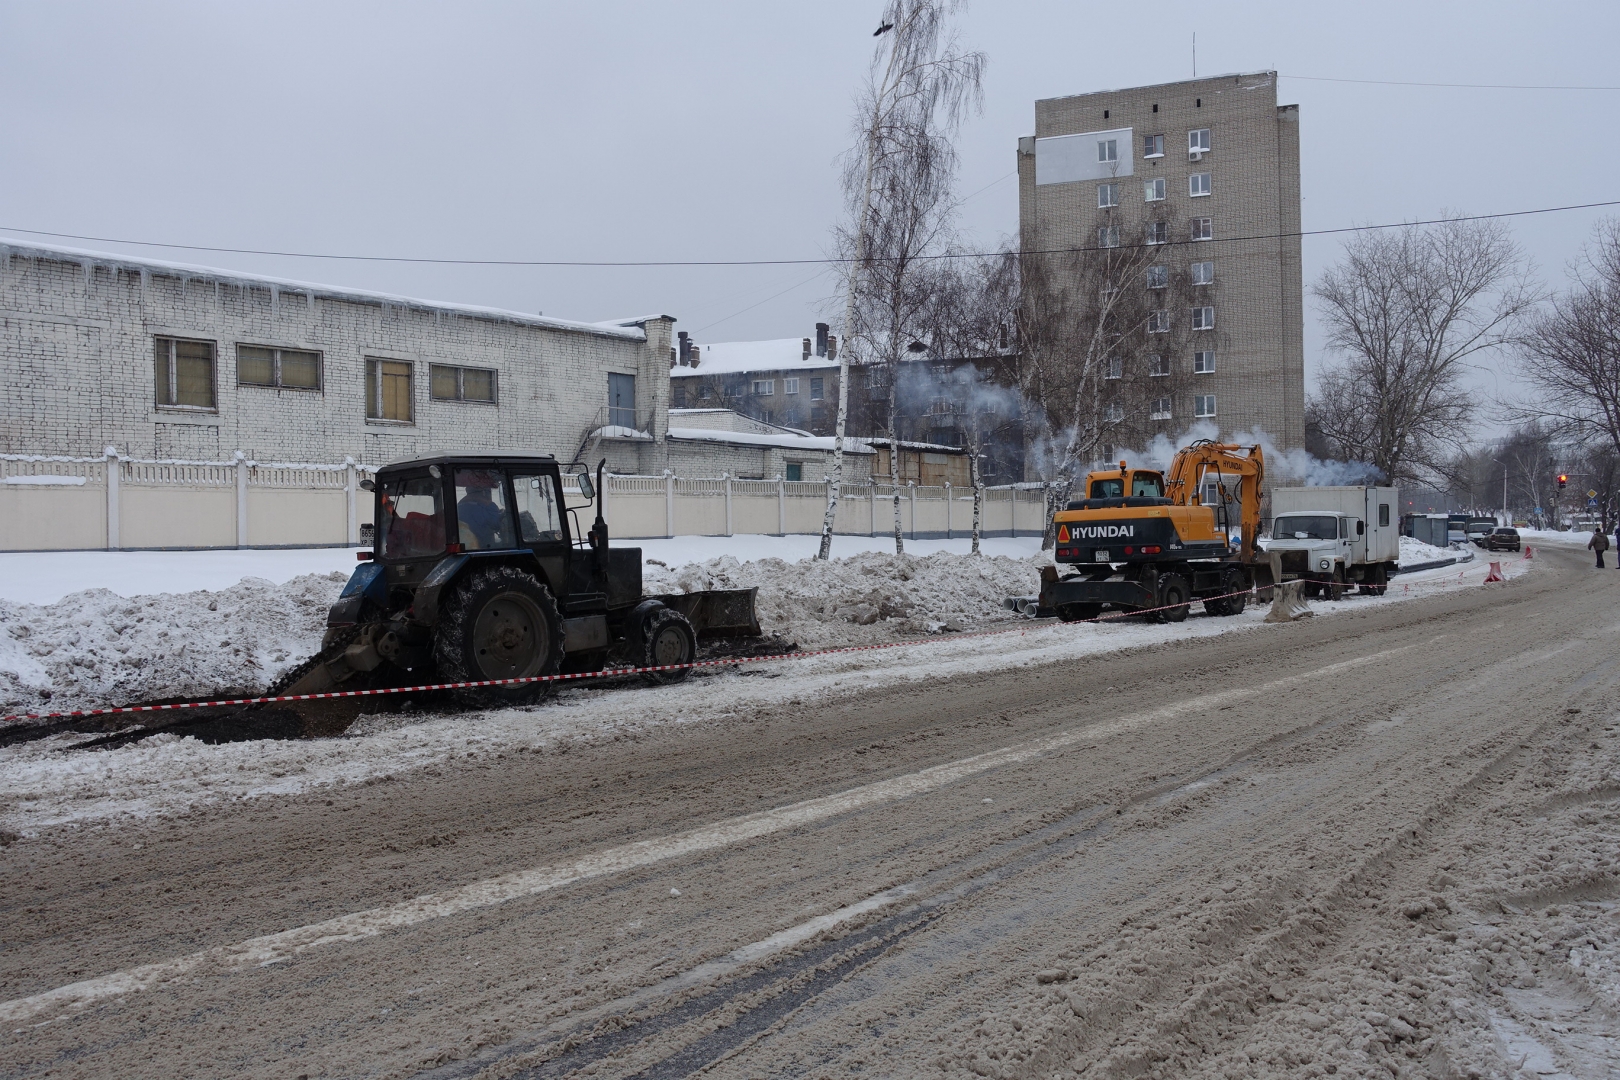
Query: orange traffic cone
1523 545 1533 559
1484 561 1504 583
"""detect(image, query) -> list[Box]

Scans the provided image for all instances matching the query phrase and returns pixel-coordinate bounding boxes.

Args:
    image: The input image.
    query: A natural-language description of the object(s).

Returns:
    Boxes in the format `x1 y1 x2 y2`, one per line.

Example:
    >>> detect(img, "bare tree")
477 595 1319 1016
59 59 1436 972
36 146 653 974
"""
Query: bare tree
1514 220 1620 464
816 0 984 559
1015 216 1198 546
1309 216 1539 485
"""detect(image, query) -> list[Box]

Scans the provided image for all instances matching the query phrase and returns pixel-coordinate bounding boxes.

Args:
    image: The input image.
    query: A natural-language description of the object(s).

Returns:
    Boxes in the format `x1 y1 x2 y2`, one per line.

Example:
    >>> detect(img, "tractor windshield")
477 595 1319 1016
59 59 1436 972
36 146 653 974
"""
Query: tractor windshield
1276 515 1338 540
1131 473 1164 498
379 475 446 559
1090 478 1125 499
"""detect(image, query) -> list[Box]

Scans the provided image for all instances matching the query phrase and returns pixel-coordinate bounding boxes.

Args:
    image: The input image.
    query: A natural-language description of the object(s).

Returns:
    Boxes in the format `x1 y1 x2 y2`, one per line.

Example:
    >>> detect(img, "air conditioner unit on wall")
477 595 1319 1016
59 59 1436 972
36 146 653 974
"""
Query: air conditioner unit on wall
1190 151 1203 162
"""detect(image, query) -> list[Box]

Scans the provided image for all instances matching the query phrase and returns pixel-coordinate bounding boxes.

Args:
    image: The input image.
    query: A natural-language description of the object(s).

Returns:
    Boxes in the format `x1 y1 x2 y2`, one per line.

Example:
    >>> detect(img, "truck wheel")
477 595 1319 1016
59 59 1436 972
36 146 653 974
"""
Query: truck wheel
1057 603 1101 623
639 606 696 685
1156 574 1190 623
1328 569 1347 602
1363 564 1389 597
434 565 564 707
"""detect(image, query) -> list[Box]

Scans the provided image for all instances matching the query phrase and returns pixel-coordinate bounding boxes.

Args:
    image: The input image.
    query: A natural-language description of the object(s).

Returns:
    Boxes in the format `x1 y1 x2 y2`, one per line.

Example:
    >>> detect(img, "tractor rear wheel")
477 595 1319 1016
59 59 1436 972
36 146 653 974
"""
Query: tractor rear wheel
1203 567 1249 617
434 565 564 707
1156 574 1190 623
637 605 697 685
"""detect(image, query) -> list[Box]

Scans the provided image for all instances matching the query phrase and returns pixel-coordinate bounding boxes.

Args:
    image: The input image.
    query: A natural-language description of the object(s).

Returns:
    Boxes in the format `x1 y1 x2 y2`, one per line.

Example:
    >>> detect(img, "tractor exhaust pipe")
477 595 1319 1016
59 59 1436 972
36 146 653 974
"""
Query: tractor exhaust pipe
590 458 609 552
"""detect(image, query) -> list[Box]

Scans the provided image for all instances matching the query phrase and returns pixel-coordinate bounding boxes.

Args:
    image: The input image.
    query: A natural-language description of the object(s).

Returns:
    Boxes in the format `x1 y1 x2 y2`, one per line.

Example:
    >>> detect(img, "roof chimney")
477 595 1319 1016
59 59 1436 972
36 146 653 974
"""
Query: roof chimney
802 337 812 362
815 322 829 358
827 334 838 362
677 330 690 366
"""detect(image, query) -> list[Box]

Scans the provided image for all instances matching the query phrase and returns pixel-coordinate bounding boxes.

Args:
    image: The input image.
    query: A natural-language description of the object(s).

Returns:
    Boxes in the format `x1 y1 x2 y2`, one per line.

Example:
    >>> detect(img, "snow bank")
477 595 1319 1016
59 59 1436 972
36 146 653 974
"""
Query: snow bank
1398 535 1460 565
0 574 343 715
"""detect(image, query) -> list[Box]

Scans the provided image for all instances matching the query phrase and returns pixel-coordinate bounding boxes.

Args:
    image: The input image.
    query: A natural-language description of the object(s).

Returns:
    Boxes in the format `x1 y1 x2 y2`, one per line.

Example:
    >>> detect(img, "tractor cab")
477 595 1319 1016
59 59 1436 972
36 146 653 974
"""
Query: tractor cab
1070 463 1171 510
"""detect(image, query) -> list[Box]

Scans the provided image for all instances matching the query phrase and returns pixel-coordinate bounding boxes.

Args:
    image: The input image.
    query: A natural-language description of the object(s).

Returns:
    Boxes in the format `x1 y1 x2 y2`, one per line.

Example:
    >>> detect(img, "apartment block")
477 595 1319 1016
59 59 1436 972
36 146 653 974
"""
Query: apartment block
1017 71 1304 452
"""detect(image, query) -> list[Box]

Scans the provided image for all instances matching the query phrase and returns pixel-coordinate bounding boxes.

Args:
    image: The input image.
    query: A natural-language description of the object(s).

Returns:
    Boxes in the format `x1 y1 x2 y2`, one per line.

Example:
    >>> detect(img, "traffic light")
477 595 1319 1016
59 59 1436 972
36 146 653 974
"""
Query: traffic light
1558 473 1569 490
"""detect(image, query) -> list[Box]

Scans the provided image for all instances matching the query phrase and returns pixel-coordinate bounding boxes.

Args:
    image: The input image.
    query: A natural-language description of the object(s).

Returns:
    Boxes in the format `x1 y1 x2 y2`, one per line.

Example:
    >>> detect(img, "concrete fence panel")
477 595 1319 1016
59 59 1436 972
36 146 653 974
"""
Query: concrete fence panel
0 457 105 550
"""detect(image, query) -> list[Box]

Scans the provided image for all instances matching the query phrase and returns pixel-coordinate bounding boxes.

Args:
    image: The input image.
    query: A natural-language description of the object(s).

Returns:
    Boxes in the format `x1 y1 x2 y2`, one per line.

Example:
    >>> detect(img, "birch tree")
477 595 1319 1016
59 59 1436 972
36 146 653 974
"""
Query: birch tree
816 0 984 559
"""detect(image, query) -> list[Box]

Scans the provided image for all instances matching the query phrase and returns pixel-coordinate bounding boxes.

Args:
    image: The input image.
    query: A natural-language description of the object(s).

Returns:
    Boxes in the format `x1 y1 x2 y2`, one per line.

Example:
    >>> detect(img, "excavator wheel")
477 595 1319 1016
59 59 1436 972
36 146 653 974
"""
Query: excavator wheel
637 605 697 685
1056 603 1101 623
433 565 565 708
1203 567 1250 617
1156 574 1190 623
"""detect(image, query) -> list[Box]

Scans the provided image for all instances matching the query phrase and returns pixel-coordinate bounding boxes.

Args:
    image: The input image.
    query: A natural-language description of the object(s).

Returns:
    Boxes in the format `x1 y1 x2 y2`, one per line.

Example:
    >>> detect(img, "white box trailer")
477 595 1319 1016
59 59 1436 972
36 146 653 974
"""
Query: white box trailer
1265 486 1401 598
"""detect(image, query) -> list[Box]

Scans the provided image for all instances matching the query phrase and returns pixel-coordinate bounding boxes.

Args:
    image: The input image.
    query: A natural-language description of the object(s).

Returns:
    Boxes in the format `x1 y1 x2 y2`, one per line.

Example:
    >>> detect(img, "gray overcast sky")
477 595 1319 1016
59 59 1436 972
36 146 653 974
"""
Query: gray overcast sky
3 0 1618 400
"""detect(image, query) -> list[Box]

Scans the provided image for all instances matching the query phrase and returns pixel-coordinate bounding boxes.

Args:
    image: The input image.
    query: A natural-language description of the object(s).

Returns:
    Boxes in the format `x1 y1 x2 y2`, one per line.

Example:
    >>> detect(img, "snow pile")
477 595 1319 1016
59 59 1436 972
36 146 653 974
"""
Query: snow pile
645 549 1045 648
1397 535 1459 566
0 573 343 715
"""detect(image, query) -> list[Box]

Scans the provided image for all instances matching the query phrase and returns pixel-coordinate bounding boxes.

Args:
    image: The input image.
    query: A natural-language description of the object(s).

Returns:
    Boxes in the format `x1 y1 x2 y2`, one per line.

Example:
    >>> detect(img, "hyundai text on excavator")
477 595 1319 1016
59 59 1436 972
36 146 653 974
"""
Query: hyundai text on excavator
1037 440 1273 622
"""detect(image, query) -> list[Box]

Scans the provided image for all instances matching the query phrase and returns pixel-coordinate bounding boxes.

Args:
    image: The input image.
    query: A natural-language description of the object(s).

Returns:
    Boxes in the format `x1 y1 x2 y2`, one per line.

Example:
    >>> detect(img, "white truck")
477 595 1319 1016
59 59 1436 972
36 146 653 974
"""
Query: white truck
1263 485 1401 600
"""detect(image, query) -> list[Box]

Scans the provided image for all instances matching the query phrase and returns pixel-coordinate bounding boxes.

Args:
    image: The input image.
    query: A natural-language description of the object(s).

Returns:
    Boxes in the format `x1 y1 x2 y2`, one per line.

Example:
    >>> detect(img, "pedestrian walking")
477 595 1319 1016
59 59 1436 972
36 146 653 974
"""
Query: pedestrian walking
1590 527 1610 568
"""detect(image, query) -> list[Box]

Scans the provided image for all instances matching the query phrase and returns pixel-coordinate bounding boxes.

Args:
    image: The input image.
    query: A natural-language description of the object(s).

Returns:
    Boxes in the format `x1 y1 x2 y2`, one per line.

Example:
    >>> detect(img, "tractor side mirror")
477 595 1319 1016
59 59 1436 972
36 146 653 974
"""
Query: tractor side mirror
575 469 595 502
1357 520 1365 535
359 478 375 492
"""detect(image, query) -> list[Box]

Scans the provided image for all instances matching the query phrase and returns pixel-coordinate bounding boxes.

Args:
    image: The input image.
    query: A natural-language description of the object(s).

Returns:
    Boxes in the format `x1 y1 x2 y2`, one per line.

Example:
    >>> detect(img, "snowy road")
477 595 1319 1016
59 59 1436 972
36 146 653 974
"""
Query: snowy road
3 545 1617 1079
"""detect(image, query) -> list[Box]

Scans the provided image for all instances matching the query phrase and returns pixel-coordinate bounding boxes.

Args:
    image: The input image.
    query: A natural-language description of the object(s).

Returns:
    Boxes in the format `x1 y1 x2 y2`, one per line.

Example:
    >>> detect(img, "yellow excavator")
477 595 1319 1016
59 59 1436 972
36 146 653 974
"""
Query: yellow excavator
1037 440 1271 622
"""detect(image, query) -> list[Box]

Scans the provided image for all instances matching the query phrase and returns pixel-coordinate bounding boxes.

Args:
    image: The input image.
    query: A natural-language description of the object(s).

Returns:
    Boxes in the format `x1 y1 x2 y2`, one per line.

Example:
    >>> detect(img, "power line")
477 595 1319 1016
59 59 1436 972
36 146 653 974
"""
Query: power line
4 199 1619 269
1280 73 1620 91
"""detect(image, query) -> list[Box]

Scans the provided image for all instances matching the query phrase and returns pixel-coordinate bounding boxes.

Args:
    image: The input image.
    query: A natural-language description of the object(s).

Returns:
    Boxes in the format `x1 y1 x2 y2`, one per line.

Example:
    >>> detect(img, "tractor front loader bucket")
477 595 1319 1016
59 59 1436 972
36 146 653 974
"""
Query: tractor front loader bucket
655 588 762 638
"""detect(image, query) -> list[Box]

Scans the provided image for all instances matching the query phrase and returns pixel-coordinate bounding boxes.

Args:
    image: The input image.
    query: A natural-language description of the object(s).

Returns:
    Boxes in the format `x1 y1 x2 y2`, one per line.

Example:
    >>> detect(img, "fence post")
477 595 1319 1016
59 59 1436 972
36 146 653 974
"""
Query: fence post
1011 486 1017 538
235 450 249 548
104 445 120 550
344 457 359 545
909 481 917 540
724 473 733 537
870 480 877 536
776 474 786 536
664 470 674 539
945 481 952 539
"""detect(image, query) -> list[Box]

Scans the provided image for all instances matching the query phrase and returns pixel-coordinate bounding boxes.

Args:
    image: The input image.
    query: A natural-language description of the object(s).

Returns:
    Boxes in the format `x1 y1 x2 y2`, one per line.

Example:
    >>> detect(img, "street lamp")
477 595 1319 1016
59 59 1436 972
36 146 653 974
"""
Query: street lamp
1492 458 1508 526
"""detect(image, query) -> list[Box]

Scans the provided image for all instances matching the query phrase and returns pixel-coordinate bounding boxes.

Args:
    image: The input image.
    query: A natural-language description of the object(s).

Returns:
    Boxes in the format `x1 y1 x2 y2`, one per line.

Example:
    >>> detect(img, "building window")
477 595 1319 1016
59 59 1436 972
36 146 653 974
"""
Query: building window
608 372 637 428
672 383 688 408
784 377 800 395
1147 310 1170 333
1191 260 1215 285
810 377 824 400
1192 306 1215 330
1194 394 1217 418
366 357 413 422
237 344 321 391
1189 172 1211 197
430 363 497 403
1098 225 1120 248
1151 396 1173 420
752 379 775 396
1105 355 1123 379
1143 177 1166 202
1097 138 1118 163
1105 403 1124 422
1189 128 1211 155
1143 134 1164 158
1191 217 1213 241
698 384 712 400
1146 265 1169 289
1143 221 1168 245
1194 350 1216 373
1097 183 1119 208
785 462 803 482
153 336 216 411
1150 354 1171 376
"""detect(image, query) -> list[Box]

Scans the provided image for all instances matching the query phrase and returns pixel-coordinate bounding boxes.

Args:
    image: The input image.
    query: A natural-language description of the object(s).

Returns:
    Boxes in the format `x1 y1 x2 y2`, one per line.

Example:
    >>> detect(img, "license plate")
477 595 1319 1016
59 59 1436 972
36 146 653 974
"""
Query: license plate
1094 549 1111 562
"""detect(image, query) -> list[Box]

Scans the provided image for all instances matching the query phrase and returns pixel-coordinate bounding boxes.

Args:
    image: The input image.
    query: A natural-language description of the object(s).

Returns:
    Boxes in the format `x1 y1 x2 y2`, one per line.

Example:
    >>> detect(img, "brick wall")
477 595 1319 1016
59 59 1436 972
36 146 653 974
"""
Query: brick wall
0 244 673 470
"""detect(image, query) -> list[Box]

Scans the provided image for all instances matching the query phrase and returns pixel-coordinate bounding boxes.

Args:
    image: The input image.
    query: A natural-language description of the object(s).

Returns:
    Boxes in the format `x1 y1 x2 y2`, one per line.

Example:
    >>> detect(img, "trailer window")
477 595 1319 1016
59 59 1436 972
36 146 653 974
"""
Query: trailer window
1378 503 1390 527
513 474 564 544
1090 478 1125 499
454 469 515 550
1276 515 1338 540
1131 473 1164 498
379 476 444 559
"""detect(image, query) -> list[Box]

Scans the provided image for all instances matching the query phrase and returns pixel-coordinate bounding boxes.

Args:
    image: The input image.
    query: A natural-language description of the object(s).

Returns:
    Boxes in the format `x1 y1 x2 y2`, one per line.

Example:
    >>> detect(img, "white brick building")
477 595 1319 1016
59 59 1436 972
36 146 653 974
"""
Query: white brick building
0 240 674 472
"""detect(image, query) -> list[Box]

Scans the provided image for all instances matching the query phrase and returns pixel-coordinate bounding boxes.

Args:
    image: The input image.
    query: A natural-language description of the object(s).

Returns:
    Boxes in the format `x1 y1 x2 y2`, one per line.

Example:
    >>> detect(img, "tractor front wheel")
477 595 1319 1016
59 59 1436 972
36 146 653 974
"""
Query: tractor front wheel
637 605 697 685
434 565 564 707
1156 574 1190 623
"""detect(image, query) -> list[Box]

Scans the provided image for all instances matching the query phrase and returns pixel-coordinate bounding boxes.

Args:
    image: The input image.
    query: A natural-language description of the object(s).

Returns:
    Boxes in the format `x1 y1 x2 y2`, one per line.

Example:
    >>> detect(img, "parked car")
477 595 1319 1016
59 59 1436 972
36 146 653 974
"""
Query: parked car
1446 528 1468 546
1466 522 1495 545
1482 527 1522 552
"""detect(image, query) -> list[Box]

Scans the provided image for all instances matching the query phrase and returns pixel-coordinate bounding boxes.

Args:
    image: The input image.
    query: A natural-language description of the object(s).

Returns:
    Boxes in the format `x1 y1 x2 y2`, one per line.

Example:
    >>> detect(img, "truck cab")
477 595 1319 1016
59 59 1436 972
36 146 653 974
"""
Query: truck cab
1266 512 1362 582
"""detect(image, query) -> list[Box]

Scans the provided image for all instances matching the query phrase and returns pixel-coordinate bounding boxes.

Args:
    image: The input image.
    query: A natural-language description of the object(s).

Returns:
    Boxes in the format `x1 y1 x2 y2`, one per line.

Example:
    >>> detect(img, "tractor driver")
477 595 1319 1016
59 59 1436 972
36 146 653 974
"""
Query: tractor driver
455 470 509 550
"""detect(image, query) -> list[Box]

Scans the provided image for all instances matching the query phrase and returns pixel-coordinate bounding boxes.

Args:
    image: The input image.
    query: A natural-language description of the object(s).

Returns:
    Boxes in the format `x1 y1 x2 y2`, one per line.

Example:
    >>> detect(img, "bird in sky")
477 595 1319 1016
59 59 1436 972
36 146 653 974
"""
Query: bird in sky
874 21 894 35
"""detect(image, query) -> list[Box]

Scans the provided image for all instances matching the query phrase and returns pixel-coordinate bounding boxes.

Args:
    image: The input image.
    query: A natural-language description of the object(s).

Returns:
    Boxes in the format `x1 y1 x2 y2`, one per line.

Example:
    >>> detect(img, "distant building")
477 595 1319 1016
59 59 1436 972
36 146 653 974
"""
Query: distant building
666 408 873 481
1017 71 1305 449
669 323 843 435
0 239 674 474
